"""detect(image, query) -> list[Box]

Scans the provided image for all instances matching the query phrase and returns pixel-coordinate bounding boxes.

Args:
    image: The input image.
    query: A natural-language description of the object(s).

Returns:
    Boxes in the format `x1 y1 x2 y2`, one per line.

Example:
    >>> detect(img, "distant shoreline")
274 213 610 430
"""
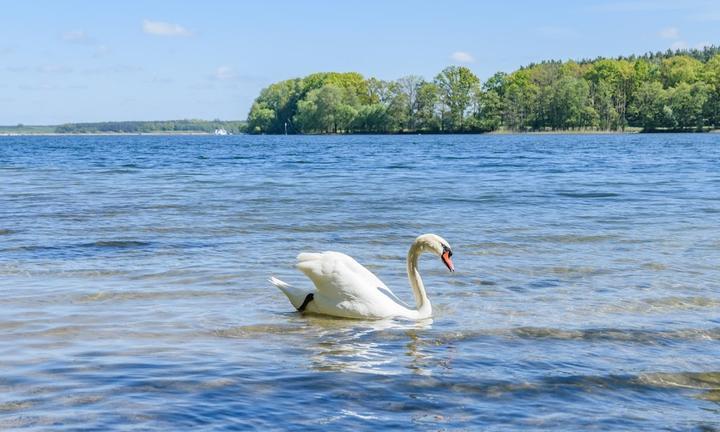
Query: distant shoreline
2 130 719 137
0 132 218 137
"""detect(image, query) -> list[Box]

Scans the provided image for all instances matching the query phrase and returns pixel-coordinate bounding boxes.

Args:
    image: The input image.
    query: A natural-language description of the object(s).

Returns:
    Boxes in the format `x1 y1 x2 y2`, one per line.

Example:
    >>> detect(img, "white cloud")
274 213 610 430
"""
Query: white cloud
450 51 475 63
696 41 713 49
143 20 192 37
214 66 236 80
62 30 92 43
670 41 688 50
659 27 679 39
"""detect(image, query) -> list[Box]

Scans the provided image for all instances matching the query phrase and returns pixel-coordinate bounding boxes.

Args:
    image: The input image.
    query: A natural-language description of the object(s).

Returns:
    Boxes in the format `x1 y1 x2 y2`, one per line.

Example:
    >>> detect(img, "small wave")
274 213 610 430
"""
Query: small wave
529 234 618 244
440 196 499 203
96 168 139 174
639 372 720 393
0 268 129 278
225 155 257 160
76 289 234 303
464 241 527 256
471 163 529 169
403 372 641 400
0 229 16 235
421 370 720 401
511 327 720 343
2 240 152 256
85 240 151 248
423 326 720 345
546 266 610 277
557 192 619 198
0 400 35 412
213 323 308 338
603 296 720 313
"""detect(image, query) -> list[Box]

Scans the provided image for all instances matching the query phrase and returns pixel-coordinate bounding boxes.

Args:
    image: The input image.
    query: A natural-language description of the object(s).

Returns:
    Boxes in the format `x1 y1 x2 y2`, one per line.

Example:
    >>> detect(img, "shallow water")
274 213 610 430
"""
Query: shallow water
0 134 719 430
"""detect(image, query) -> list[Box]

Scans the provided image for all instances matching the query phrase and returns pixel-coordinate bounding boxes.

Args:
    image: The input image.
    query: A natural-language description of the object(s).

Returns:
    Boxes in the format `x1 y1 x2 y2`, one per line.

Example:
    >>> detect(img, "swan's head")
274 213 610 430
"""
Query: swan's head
414 234 454 272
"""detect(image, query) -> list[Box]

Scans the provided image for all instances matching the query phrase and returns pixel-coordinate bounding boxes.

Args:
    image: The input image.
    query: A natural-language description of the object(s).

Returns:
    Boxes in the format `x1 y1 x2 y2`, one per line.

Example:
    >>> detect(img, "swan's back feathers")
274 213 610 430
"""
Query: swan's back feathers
296 251 388 300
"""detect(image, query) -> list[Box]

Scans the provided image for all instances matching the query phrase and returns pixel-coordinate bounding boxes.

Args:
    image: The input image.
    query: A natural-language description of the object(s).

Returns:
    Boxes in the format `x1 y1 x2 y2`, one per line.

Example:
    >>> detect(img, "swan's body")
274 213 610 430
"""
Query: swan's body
270 234 454 320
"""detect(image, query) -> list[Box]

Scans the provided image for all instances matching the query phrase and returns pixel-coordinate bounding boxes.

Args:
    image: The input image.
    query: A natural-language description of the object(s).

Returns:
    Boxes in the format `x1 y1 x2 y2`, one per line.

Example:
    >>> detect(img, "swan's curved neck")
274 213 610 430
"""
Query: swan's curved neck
407 241 431 317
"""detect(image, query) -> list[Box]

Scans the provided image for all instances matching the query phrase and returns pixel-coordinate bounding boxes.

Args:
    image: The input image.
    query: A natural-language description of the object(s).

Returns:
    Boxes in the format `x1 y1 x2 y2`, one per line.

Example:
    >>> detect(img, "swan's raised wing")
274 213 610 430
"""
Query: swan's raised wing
295 251 389 301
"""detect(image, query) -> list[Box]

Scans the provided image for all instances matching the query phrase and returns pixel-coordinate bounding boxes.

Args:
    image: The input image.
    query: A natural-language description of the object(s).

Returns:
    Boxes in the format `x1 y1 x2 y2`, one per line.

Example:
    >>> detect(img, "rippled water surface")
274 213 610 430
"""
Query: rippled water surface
1 134 719 430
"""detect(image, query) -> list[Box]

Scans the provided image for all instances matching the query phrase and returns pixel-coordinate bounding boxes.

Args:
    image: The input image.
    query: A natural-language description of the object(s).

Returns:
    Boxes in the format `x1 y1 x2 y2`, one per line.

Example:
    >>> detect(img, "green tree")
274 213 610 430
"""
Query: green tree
472 72 507 131
472 89 503 131
483 71 508 96
434 66 480 131
294 84 358 133
503 69 537 130
703 54 720 127
384 82 409 132
415 82 441 132
551 75 594 129
354 103 390 133
303 72 369 103
366 77 393 104
247 103 275 133
628 81 667 131
661 55 703 87
246 78 304 134
396 75 425 131
584 59 635 130
593 80 618 130
665 82 710 130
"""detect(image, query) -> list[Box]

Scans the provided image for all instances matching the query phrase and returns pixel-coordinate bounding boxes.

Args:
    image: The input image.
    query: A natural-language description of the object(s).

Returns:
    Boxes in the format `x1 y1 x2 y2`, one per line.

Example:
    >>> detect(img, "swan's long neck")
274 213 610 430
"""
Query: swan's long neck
407 241 431 317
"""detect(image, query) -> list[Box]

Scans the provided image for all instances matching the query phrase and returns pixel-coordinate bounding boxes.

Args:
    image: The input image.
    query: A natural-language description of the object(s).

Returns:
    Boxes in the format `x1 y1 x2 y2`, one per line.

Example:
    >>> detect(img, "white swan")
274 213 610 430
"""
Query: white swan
270 234 454 320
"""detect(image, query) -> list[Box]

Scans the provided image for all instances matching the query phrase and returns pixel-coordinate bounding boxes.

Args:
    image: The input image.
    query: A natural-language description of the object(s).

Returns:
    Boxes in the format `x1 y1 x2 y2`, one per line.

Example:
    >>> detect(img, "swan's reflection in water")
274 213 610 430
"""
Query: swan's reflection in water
299 315 437 375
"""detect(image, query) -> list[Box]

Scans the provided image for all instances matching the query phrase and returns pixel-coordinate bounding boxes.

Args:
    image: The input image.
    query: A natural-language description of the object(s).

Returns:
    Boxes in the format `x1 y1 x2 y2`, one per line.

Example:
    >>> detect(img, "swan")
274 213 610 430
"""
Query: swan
270 234 454 320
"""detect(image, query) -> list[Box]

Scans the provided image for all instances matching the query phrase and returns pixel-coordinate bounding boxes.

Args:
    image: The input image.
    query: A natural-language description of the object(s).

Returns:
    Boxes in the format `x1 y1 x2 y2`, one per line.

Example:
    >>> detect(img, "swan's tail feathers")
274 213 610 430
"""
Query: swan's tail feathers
269 276 290 289
269 276 311 310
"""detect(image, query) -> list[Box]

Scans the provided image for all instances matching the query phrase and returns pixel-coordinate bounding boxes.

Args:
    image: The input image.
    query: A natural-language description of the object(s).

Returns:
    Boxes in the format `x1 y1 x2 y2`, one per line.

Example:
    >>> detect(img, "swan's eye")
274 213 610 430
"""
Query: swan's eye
442 244 452 257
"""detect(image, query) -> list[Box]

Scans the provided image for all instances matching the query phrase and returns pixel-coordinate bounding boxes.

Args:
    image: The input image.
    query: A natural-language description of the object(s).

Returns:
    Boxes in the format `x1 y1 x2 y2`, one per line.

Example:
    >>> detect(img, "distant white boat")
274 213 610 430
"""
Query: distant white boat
214 128 229 135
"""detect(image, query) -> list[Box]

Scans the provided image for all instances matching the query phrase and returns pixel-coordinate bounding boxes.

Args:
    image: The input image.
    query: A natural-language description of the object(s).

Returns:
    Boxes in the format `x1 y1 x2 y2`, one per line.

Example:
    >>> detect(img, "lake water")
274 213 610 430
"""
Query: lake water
1 134 719 430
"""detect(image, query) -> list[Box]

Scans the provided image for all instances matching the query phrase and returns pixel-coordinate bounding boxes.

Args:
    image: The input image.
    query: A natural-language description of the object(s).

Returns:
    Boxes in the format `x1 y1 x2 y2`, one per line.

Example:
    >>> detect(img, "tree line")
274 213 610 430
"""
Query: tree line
55 119 246 134
246 46 720 134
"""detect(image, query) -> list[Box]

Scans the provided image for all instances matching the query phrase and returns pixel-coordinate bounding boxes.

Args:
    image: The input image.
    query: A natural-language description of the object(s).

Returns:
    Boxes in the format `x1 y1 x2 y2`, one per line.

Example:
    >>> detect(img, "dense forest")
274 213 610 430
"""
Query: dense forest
54 119 246 134
246 47 720 134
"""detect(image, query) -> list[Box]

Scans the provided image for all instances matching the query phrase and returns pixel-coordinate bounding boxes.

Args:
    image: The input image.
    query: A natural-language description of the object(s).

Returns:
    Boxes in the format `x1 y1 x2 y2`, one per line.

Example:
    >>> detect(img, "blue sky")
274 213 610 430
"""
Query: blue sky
1 0 719 124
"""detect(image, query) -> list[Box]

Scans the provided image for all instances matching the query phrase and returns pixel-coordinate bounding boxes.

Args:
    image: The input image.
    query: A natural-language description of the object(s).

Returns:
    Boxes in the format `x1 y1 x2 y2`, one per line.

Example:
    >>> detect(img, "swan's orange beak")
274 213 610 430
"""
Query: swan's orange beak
441 250 455 272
